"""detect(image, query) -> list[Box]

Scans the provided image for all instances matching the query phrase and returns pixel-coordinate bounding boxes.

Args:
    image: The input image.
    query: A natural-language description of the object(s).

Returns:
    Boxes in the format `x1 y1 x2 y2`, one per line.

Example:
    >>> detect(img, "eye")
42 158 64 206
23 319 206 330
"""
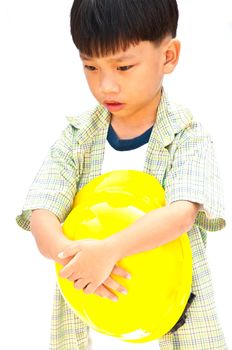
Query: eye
117 65 133 71
84 64 133 72
84 65 96 71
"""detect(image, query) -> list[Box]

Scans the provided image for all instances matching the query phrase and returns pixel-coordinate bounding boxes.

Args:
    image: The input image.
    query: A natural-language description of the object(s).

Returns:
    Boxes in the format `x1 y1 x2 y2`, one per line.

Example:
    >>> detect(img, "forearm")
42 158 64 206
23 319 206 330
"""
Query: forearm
30 209 72 264
105 201 200 260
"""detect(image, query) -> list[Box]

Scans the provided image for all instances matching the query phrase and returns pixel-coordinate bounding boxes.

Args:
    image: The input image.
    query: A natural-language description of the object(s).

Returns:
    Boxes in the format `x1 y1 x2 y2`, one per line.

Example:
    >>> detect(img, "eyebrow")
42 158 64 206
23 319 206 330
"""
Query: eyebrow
79 53 136 62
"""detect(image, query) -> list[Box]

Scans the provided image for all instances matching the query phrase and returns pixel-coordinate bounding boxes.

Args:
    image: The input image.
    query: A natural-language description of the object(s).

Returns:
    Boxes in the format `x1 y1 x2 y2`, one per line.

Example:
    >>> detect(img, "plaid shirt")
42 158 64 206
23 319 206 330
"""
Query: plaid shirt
16 89 228 349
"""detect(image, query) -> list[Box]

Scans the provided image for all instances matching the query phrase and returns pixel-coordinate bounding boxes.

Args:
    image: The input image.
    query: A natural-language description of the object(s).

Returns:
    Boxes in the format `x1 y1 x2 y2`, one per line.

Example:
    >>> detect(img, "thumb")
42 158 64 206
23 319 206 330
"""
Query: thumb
57 244 81 259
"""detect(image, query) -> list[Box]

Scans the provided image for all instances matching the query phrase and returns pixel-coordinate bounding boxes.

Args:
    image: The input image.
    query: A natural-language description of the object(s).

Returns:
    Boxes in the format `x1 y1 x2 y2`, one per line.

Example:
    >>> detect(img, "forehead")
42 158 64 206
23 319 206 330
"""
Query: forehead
79 41 156 62
79 53 136 62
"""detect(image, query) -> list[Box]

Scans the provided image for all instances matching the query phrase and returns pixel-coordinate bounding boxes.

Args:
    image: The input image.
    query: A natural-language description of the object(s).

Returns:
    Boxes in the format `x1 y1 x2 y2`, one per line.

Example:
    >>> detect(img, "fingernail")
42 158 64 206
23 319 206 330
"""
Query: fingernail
126 274 131 279
121 290 128 295
112 297 118 302
58 252 64 259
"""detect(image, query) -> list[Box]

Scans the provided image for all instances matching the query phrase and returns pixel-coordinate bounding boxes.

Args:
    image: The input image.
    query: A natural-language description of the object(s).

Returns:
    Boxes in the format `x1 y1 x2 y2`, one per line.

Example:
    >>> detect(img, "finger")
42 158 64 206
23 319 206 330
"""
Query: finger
83 282 99 295
94 284 119 302
59 256 74 267
67 268 88 282
103 276 128 295
111 265 132 279
58 244 81 259
66 272 81 282
74 278 89 290
59 255 79 278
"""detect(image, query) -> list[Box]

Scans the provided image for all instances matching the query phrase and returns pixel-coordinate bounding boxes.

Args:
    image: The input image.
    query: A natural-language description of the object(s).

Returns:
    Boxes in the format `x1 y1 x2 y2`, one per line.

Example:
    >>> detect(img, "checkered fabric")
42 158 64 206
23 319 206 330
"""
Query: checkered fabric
16 88 228 349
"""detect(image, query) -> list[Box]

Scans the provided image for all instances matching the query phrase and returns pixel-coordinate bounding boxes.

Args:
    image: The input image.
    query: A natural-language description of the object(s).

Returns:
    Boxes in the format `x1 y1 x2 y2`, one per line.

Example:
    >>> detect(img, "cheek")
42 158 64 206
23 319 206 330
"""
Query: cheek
136 65 162 88
85 76 99 96
130 71 162 98
84 74 94 89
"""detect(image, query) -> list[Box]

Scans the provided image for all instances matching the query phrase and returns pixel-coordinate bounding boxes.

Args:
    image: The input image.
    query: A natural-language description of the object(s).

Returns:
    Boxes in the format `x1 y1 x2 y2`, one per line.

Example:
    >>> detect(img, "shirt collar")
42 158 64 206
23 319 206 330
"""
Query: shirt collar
150 89 193 147
66 88 193 148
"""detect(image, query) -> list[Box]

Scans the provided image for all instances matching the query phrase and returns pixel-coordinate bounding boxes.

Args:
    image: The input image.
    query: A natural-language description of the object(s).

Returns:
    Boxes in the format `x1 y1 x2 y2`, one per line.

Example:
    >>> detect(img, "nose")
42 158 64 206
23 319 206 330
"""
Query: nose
99 72 120 95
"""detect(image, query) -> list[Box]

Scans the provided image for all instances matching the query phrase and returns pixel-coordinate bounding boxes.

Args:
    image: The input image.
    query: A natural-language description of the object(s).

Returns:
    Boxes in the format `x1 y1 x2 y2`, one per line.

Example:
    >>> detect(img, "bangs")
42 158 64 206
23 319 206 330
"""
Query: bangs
70 0 178 57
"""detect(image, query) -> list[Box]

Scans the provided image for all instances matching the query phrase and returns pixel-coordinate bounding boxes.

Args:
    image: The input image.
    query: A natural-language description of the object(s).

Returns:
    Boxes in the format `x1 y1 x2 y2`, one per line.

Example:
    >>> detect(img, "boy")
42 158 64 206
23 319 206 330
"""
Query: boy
16 0 228 349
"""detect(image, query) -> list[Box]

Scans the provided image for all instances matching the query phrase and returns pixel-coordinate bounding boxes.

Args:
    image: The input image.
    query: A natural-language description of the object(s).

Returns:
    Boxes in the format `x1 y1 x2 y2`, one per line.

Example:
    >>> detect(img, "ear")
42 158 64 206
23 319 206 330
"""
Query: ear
163 39 181 74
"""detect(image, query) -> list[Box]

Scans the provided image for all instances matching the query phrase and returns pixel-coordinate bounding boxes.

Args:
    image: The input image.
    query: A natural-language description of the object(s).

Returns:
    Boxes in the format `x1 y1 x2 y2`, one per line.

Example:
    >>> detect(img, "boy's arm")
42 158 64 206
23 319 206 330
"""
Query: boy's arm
30 209 73 266
30 202 199 263
104 200 200 259
30 208 131 301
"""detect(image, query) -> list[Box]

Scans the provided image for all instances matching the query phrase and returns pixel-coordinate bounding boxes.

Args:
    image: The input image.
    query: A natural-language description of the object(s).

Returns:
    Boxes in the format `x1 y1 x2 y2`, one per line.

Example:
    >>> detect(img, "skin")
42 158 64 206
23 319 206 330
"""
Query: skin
79 37 181 137
57 37 200 298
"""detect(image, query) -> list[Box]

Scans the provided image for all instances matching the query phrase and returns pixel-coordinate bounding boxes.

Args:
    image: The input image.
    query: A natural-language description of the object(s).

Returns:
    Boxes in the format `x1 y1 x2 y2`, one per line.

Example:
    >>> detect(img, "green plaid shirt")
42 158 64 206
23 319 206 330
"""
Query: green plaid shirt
16 89 227 349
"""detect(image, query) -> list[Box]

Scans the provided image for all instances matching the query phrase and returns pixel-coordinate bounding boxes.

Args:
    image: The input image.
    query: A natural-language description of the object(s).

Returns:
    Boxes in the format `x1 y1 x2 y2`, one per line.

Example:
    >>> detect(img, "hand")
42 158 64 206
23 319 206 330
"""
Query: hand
77 265 131 302
58 238 130 295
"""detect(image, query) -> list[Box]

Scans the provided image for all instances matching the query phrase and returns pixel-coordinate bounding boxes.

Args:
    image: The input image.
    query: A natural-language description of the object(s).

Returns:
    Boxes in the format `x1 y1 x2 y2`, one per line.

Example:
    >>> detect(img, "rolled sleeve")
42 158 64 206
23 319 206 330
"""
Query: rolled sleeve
164 122 226 232
16 124 78 231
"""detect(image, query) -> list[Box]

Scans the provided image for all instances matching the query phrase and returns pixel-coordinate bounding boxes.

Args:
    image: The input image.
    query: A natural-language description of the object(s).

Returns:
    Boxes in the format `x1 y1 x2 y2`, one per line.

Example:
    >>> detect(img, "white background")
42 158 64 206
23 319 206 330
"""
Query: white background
0 0 232 349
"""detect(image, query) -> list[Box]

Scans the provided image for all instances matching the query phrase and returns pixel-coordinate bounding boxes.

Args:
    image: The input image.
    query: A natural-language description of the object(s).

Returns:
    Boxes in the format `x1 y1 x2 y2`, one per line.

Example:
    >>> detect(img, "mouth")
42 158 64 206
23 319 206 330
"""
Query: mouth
103 101 125 112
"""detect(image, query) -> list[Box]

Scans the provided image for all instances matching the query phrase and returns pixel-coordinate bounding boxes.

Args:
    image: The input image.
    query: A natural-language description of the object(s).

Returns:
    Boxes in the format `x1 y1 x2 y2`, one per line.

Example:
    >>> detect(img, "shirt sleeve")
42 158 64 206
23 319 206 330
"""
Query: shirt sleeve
164 121 226 232
16 124 78 231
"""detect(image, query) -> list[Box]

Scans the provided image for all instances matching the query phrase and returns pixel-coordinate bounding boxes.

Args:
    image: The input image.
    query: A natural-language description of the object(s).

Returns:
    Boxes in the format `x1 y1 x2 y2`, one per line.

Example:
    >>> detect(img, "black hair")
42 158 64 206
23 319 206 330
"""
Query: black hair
70 0 179 57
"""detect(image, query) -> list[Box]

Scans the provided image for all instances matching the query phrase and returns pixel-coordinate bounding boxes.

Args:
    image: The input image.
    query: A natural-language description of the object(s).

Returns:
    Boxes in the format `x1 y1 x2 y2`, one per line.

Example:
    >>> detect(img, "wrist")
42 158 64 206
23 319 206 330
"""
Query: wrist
104 232 126 262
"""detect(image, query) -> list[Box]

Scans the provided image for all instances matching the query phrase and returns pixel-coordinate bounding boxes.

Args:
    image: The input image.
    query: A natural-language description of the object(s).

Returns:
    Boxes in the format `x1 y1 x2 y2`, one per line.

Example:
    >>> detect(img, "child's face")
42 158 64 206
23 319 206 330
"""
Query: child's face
79 38 180 121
